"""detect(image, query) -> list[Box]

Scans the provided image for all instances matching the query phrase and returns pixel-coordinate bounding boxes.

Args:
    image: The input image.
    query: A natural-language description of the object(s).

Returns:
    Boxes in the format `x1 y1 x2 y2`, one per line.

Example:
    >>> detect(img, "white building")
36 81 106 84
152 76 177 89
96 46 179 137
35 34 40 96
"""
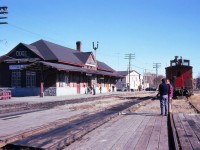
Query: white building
116 70 146 91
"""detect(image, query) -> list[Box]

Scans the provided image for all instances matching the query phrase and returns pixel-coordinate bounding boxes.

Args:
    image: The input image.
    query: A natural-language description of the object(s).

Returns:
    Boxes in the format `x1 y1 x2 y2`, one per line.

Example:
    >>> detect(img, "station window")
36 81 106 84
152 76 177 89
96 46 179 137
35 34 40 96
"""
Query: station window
11 70 21 87
59 72 69 87
26 71 36 87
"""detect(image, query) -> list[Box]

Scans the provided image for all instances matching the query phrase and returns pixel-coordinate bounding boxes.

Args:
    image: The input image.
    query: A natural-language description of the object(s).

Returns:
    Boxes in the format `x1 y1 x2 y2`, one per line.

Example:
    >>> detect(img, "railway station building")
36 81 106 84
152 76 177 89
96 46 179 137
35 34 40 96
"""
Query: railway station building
0 40 122 97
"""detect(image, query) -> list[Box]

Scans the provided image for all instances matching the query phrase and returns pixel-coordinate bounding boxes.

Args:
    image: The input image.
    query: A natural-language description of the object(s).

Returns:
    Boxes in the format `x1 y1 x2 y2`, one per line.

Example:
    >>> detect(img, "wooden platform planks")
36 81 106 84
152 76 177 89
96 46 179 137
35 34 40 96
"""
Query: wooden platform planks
146 116 162 150
188 114 200 140
173 113 200 150
134 115 156 150
173 113 193 150
83 114 146 150
65 115 127 150
158 116 168 150
110 114 147 150
121 114 152 150
65 113 169 150
179 114 200 150
5 112 171 150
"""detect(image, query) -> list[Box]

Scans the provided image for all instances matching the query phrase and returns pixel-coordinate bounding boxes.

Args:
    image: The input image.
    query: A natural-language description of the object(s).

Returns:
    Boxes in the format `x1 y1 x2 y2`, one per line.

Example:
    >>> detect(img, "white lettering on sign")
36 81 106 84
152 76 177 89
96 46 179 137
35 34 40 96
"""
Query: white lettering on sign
9 65 28 70
86 73 92 76
16 51 27 57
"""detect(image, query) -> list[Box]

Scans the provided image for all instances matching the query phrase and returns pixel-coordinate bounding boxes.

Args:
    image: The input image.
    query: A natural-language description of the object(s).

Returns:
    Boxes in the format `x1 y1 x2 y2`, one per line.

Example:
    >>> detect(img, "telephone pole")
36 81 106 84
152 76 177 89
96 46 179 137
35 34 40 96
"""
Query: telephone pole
0 6 8 24
153 63 161 88
125 53 135 91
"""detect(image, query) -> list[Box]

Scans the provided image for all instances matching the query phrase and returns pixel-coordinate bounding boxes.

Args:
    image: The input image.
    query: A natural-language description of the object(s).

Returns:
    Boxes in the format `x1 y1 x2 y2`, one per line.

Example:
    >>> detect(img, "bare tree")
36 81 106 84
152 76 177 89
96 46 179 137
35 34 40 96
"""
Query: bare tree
195 73 200 90
144 73 165 88
155 75 165 87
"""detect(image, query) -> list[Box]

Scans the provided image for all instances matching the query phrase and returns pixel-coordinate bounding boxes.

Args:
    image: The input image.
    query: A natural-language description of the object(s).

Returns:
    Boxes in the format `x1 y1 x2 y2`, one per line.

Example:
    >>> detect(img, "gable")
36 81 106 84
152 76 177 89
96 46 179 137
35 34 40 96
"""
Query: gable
74 52 91 64
85 54 96 66
130 71 140 76
8 44 41 60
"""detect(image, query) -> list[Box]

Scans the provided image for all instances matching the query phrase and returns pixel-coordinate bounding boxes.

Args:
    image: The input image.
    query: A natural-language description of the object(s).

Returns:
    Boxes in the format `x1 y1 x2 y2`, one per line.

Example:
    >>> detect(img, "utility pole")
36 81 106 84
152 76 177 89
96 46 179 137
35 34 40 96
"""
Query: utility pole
125 53 135 91
0 6 8 24
153 63 161 88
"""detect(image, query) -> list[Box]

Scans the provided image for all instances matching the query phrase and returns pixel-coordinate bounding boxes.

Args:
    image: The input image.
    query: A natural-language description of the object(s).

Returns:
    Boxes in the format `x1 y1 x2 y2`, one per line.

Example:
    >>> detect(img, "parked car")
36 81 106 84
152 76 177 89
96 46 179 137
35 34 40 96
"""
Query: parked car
145 87 157 91
116 87 127 91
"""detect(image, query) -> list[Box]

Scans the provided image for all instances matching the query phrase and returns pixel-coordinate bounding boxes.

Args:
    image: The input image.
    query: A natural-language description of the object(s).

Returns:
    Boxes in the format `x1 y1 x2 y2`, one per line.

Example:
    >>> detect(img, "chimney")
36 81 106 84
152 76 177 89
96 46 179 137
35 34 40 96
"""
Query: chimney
76 41 82 52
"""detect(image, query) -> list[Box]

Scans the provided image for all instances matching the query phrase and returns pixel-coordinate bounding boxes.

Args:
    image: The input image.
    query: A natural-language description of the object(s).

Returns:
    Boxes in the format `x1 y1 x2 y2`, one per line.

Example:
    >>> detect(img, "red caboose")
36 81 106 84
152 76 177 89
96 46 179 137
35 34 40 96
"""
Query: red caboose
166 56 193 97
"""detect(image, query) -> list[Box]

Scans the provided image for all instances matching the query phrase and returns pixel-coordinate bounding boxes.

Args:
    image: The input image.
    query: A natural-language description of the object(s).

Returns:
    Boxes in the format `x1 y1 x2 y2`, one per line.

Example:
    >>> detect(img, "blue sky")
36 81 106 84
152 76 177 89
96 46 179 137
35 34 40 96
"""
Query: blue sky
0 0 200 77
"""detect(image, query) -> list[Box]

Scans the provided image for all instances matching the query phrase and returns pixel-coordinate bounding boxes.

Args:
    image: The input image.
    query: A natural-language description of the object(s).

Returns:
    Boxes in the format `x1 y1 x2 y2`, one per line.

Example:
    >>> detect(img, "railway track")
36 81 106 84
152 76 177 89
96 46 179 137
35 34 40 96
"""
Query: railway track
6 92 200 150
1 95 153 149
0 92 149 119
0 94 123 115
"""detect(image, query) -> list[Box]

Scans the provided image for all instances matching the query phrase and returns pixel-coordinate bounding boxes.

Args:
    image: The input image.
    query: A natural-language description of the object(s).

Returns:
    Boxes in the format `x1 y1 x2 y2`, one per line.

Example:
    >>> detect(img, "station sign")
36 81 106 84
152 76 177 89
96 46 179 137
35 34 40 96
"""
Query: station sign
9 65 28 70
86 73 92 76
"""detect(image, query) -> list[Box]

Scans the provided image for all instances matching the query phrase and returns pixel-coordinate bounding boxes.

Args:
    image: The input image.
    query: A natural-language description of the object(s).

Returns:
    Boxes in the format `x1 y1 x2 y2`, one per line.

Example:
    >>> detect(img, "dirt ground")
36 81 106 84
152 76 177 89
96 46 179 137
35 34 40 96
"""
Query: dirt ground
56 92 200 115
172 99 197 113
134 93 200 114
189 93 200 106
56 92 157 112
57 97 131 111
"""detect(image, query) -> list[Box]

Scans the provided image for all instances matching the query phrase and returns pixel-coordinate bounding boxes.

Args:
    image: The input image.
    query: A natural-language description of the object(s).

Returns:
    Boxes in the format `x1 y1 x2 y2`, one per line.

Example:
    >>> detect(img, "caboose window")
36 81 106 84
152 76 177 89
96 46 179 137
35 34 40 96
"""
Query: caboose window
177 71 181 77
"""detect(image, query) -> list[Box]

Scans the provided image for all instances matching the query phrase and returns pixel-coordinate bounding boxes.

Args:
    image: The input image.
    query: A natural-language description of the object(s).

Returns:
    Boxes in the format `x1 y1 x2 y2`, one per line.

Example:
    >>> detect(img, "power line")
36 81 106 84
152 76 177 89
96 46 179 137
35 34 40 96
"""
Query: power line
131 64 155 72
8 24 73 47
125 53 135 91
98 52 155 72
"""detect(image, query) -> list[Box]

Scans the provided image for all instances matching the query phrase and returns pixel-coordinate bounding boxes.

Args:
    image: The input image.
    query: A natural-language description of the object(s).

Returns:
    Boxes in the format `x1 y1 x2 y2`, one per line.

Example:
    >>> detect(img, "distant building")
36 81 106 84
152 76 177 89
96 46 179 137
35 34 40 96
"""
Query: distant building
0 40 122 97
116 70 145 91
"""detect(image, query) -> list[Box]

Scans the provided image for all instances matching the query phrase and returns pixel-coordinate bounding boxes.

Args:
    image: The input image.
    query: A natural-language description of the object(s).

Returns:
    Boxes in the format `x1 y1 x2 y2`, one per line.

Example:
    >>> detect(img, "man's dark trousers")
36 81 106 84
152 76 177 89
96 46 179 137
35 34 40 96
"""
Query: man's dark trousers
160 94 169 115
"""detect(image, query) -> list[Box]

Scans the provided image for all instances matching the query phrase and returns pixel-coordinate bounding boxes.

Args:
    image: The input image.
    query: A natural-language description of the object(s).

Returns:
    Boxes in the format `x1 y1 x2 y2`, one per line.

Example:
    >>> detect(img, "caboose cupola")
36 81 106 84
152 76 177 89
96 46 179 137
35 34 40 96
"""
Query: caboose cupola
170 56 190 66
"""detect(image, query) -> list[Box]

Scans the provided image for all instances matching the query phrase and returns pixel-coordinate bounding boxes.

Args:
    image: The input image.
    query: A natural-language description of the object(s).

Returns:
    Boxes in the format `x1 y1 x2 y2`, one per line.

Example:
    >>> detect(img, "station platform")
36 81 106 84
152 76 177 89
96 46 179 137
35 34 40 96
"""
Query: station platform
65 113 169 150
173 113 200 150
64 99 172 150
0 92 127 105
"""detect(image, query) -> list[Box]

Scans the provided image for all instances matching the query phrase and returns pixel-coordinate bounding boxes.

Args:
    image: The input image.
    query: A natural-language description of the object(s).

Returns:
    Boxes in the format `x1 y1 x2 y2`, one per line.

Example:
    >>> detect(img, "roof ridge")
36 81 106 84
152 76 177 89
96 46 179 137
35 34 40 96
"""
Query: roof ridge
39 39 76 52
34 40 59 61
21 43 44 59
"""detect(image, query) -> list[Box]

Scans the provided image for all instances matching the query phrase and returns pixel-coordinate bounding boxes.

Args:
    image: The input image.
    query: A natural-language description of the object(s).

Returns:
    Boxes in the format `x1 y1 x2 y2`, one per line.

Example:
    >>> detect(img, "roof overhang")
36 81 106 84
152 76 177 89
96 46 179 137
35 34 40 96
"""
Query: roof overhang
21 61 123 77
4 58 40 63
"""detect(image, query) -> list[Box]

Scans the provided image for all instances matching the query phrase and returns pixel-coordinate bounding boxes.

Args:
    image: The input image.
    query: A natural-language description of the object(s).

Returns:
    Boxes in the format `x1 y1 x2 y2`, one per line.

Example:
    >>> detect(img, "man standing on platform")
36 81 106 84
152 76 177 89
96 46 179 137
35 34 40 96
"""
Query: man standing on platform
158 78 169 116
166 79 173 113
